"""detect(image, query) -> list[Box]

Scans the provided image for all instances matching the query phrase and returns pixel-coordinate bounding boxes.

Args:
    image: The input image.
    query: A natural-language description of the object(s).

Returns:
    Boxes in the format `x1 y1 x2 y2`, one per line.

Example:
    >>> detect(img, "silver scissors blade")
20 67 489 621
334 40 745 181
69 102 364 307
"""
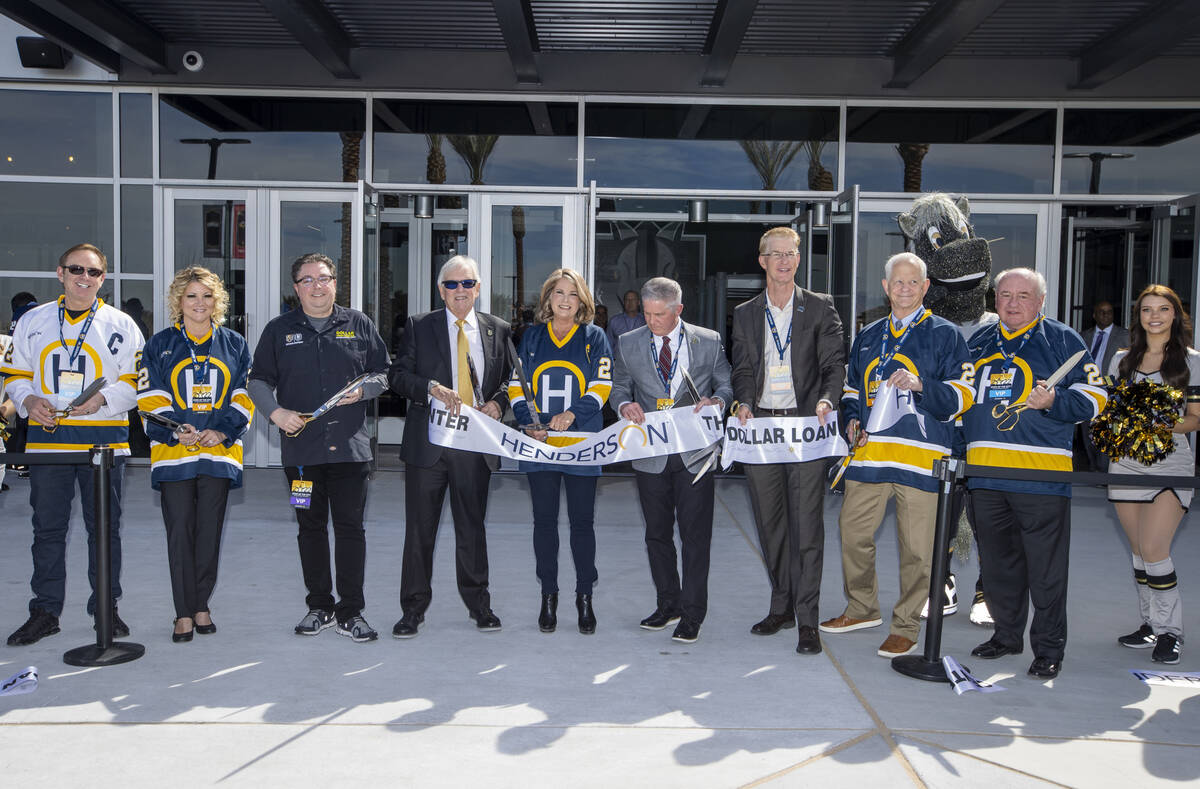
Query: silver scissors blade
511 351 547 430
677 368 703 408
1044 349 1087 389
309 372 387 421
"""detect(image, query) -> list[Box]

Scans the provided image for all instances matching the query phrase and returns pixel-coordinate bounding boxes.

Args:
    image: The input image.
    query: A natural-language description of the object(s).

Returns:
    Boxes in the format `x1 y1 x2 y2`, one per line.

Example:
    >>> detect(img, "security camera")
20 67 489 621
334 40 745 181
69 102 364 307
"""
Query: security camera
182 51 204 72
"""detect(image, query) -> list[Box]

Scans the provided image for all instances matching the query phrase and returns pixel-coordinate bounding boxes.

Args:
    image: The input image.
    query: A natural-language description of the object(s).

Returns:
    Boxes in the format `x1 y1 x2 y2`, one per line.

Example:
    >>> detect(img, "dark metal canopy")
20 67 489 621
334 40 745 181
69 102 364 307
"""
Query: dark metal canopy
3 0 1200 97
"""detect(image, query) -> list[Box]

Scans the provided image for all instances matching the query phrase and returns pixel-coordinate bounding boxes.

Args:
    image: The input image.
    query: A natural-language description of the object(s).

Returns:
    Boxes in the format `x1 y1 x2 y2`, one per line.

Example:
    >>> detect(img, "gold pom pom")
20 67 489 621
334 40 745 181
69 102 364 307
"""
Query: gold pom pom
1090 379 1183 466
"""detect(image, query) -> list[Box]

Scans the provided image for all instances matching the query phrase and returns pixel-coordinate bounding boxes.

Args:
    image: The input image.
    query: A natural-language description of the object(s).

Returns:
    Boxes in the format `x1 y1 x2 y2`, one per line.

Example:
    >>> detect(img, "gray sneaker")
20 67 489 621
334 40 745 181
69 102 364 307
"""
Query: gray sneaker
294 609 336 635
337 616 378 643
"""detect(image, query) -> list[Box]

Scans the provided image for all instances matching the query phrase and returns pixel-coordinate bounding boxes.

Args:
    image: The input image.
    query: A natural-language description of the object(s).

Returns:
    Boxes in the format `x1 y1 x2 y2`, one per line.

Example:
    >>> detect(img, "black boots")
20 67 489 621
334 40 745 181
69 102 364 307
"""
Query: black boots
577 593 596 635
539 593 558 633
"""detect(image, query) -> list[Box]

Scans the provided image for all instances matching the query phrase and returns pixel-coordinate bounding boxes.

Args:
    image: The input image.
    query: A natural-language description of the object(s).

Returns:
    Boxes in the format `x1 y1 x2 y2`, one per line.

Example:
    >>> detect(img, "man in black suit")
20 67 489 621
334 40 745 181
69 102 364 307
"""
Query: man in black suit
1080 300 1130 471
389 255 512 637
731 227 845 656
611 277 733 644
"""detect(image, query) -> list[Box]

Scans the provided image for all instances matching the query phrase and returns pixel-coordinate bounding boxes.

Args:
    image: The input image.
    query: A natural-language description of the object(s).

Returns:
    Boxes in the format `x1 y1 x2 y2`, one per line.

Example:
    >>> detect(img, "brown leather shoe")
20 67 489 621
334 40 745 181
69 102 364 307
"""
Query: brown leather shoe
818 614 883 634
877 634 918 658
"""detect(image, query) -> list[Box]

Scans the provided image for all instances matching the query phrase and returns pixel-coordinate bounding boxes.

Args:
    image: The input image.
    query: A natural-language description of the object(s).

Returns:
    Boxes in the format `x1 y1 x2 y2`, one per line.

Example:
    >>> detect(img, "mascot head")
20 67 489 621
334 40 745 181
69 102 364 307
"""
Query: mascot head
897 193 992 324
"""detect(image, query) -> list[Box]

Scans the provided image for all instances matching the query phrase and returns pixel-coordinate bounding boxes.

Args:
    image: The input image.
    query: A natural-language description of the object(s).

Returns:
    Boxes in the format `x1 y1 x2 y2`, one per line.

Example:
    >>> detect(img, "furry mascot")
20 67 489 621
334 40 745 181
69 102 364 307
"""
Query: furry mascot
897 192 995 626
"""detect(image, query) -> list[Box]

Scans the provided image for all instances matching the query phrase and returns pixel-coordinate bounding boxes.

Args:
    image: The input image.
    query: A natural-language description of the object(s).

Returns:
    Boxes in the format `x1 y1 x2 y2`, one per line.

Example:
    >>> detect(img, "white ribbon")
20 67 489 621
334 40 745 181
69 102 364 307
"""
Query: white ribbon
943 656 1006 694
720 414 848 468
427 404 723 466
866 381 927 437
0 666 38 697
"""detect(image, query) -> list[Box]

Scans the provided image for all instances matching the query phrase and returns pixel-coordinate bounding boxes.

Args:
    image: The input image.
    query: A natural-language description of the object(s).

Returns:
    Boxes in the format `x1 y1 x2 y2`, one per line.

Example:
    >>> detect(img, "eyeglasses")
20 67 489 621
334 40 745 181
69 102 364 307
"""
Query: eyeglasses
295 275 335 287
63 264 104 278
762 251 799 260
442 279 478 290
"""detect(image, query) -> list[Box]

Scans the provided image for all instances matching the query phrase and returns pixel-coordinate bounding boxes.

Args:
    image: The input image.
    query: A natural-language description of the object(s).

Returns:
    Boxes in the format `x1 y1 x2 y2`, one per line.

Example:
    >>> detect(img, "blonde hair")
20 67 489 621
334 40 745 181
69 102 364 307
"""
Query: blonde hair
536 268 595 325
759 226 800 254
168 266 230 326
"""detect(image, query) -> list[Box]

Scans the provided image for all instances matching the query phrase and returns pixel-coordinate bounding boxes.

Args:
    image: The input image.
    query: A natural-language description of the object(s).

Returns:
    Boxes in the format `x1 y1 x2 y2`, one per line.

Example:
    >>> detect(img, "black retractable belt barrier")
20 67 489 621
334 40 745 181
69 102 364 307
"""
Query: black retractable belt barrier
1 446 146 666
891 459 1200 683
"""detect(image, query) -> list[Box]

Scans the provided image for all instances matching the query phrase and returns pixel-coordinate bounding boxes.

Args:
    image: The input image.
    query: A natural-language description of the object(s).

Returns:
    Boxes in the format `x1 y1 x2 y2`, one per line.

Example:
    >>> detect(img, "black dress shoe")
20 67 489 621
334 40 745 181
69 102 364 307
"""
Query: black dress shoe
576 594 596 635
391 612 424 639
539 593 558 633
639 607 682 631
194 613 216 635
7 608 60 646
795 625 822 655
470 608 502 631
172 619 194 643
1028 656 1062 679
970 638 1023 659
671 618 701 643
751 613 796 636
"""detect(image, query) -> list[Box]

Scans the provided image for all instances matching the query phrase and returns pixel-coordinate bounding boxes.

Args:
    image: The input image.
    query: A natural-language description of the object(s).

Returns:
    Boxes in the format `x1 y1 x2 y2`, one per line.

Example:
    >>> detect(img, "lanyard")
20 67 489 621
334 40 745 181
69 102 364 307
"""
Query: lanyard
180 323 213 383
764 305 792 362
649 328 683 395
873 309 926 383
994 316 1041 377
57 298 98 367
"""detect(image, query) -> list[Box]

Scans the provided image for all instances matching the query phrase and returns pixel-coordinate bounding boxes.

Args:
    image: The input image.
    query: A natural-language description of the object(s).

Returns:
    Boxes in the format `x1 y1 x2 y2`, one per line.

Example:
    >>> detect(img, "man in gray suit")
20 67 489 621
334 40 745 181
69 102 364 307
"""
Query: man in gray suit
611 277 733 644
1080 300 1130 470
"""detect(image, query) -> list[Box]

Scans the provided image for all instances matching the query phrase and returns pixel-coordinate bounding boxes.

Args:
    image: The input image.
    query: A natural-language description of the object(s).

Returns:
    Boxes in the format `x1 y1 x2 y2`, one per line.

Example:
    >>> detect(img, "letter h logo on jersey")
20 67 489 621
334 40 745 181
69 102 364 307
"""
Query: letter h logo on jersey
50 353 87 394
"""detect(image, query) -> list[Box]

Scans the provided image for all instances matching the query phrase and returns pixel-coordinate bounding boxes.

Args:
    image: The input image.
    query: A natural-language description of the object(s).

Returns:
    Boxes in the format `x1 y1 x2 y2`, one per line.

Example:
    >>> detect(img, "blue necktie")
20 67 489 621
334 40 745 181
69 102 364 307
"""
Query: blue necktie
1091 329 1105 359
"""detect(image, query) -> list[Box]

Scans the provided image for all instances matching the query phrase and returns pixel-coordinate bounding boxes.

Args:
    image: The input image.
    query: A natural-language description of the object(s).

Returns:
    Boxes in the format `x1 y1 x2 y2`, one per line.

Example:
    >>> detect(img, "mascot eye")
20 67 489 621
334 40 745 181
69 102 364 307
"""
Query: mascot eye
926 226 943 249
957 219 970 236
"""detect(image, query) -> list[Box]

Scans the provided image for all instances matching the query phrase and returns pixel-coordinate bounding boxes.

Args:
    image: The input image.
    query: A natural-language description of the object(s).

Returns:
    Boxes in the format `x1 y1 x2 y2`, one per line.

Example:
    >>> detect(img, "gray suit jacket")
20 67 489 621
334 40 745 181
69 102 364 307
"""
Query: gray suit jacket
1081 323 1130 378
610 320 733 474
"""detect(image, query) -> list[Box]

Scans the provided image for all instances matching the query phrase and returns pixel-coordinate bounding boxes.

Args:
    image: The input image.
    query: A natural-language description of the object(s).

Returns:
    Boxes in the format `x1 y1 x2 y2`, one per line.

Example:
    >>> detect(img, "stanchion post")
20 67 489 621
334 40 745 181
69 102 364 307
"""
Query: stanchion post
892 456 961 682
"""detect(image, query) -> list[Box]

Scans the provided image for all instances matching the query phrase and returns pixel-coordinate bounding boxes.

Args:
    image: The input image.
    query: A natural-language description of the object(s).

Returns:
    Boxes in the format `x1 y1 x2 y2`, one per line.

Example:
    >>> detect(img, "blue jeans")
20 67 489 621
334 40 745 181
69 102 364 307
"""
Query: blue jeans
28 458 126 617
528 472 598 595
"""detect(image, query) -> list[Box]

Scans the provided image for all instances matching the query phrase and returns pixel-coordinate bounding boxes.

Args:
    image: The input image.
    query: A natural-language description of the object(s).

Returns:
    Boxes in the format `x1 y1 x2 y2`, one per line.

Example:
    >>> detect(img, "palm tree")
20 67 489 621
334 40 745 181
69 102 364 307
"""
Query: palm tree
425 134 446 184
338 131 361 307
739 139 803 213
804 140 834 191
896 143 930 192
448 134 500 185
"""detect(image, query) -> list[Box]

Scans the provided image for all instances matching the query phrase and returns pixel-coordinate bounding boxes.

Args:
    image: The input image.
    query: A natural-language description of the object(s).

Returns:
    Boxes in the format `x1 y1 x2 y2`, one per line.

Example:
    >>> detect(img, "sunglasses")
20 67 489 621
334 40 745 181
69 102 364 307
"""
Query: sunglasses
63 264 104 279
442 279 478 290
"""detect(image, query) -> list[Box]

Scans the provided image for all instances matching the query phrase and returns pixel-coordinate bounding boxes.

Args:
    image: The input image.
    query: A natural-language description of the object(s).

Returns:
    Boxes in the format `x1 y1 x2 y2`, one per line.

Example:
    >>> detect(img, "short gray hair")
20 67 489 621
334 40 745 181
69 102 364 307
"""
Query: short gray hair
884 252 927 280
438 254 480 283
994 267 1046 299
641 277 682 308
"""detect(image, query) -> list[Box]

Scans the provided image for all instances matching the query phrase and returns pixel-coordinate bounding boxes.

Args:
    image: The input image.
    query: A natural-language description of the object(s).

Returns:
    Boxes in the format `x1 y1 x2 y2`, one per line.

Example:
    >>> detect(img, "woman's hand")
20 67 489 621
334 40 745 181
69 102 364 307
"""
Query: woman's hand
548 411 576 431
196 429 228 448
177 424 200 446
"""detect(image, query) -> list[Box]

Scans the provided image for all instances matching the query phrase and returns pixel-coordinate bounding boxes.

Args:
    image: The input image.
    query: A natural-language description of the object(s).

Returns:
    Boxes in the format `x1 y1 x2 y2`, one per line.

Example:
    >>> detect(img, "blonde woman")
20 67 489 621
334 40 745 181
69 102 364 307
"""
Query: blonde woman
138 267 253 642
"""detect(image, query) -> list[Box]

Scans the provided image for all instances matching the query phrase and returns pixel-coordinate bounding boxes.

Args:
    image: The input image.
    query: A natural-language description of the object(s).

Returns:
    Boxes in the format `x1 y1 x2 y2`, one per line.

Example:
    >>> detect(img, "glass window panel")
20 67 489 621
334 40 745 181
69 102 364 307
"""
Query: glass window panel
426 221 469 308
278 201 354 315
1063 109 1200 194
120 185 153 273
373 100 577 186
845 107 1055 194
0 89 112 177
0 182 113 271
1 277 72 333
159 95 365 181
377 220 409 419
490 204 562 327
172 199 250 336
120 92 152 178
117 279 154 340
585 104 838 190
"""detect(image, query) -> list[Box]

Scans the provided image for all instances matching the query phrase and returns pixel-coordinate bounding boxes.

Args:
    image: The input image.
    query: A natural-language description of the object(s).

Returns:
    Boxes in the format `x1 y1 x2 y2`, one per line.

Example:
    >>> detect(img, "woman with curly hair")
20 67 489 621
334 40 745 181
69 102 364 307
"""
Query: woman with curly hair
1107 284 1200 664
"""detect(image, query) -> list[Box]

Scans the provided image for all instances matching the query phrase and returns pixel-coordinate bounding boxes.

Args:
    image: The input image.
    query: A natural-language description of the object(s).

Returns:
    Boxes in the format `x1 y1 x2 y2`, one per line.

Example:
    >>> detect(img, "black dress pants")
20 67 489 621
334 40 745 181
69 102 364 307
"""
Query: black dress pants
160 475 231 619
634 454 713 624
285 462 370 622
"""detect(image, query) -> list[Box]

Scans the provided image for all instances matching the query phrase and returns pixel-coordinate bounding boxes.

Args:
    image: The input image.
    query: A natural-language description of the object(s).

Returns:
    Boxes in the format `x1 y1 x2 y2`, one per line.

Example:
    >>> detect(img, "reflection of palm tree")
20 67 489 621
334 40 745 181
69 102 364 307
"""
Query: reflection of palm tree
739 140 803 213
896 143 929 193
512 206 526 322
804 141 834 191
448 134 499 185
338 132 361 307
427 134 463 209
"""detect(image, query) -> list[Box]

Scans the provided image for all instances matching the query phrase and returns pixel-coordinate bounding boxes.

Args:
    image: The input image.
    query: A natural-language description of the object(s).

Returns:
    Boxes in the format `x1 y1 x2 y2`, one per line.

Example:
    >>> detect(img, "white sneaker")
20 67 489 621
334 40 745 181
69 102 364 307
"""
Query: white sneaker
920 574 958 618
969 593 993 626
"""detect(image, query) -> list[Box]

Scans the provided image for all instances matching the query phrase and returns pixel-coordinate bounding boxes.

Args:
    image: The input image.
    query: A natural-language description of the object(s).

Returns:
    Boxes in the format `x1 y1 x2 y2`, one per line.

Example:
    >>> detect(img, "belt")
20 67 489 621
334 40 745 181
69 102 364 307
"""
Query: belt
758 407 801 416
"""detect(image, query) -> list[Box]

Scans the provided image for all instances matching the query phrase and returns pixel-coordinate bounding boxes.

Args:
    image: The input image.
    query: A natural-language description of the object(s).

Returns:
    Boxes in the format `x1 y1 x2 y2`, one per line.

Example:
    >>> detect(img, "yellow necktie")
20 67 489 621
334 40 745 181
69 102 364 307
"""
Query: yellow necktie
456 318 474 407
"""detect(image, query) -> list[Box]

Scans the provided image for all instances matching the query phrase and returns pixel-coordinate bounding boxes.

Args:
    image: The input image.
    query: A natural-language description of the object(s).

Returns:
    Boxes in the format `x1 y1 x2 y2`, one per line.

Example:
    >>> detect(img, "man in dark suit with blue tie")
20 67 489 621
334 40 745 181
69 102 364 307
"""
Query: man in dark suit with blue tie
389 255 513 638
611 277 733 644
1080 300 1130 471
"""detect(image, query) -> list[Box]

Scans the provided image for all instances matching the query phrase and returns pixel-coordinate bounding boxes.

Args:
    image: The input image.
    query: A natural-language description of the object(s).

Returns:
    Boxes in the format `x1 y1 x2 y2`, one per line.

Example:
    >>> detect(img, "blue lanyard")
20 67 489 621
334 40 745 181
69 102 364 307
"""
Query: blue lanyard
873 309 926 383
180 323 213 383
649 328 683 395
994 316 1041 377
57 298 98 367
765 305 792 362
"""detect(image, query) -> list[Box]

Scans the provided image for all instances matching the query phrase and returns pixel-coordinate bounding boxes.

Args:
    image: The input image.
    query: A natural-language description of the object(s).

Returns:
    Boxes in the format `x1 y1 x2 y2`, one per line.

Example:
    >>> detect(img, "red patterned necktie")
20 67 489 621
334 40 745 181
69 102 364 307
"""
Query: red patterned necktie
658 335 672 386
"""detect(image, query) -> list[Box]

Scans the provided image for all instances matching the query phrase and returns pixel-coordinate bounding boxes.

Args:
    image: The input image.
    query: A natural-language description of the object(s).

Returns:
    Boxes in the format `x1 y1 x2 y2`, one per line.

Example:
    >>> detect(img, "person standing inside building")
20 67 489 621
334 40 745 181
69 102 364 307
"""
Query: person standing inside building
731 226 845 656
250 253 390 643
1107 285 1200 665
1081 300 1130 471
963 267 1106 679
139 267 253 643
389 255 513 638
607 289 646 349
819 253 973 659
611 276 732 644
3 243 143 646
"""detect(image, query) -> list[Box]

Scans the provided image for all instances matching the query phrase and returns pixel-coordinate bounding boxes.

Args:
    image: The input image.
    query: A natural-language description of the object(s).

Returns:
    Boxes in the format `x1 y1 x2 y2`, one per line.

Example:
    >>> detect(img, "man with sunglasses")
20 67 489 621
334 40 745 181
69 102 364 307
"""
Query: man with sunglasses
389 255 513 637
249 252 390 643
3 243 143 646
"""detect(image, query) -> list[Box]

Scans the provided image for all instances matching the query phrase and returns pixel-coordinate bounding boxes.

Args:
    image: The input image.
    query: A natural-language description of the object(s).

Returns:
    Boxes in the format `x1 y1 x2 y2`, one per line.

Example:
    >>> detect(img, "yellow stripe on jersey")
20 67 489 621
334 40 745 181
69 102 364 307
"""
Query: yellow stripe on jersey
138 394 172 411
967 444 1073 472
151 442 244 464
27 442 130 451
851 437 948 475
57 418 128 427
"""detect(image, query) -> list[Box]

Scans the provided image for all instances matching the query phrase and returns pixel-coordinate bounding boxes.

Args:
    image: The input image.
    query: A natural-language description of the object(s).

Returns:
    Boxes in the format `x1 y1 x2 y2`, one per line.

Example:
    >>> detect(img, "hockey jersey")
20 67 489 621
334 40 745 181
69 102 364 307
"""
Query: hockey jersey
138 323 254 489
963 315 1107 497
841 309 974 492
508 321 612 474
1 297 142 454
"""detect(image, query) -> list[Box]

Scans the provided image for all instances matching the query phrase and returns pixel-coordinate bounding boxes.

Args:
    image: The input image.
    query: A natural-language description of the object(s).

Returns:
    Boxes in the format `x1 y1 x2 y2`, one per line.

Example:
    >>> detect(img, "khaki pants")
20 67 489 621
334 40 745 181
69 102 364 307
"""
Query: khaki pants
837 480 937 640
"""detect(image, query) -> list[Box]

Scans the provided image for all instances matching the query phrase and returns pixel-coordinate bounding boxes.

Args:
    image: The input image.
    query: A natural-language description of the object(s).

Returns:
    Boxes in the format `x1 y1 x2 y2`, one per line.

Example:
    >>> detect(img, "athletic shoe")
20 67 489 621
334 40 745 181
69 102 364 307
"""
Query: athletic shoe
969 591 994 626
1151 633 1181 664
294 608 336 635
336 616 378 643
920 574 958 618
7 608 60 646
1117 623 1157 649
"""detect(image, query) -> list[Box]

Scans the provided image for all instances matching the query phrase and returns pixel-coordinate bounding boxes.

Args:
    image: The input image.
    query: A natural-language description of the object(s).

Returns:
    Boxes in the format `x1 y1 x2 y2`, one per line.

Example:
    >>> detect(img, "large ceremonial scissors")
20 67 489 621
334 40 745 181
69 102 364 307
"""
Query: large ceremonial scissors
43 377 107 434
139 410 200 451
509 340 549 432
991 349 1085 431
285 372 388 437
678 368 724 484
